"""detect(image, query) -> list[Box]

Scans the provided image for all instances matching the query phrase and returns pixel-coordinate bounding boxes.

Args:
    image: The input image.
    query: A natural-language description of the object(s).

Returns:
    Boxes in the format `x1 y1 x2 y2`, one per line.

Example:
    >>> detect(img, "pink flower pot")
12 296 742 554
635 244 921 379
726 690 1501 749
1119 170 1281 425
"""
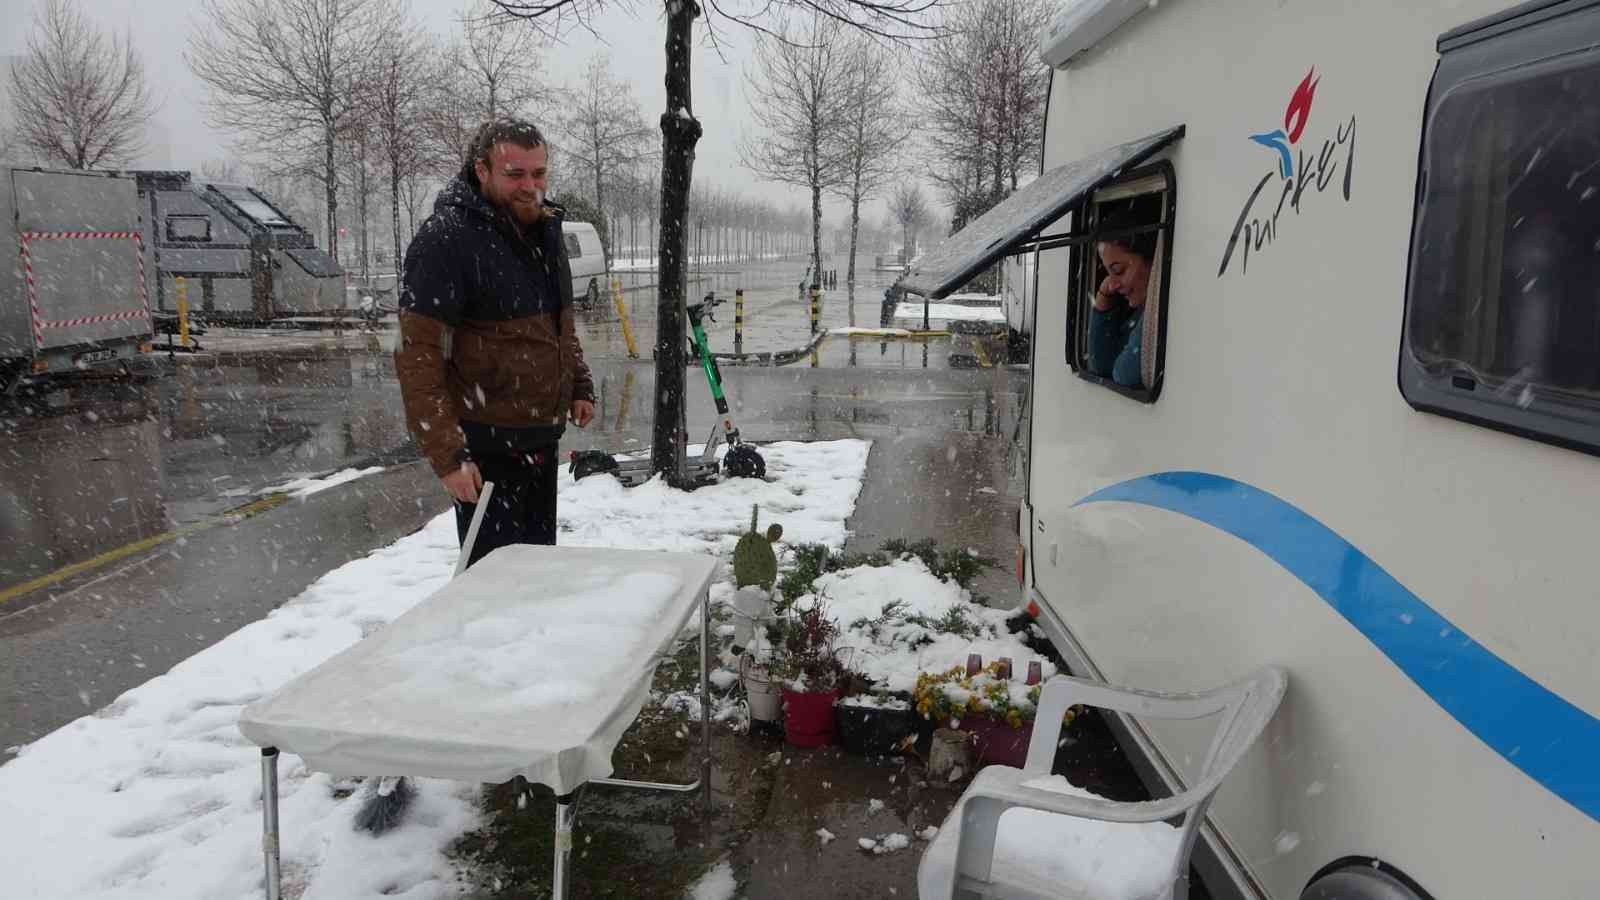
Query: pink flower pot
782 688 839 748
962 717 1033 768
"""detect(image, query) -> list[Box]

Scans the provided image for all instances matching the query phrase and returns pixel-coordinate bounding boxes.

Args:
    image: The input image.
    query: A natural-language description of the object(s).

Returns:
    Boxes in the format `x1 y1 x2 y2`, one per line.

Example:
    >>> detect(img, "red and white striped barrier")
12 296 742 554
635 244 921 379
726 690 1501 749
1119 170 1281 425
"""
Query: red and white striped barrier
19 230 150 350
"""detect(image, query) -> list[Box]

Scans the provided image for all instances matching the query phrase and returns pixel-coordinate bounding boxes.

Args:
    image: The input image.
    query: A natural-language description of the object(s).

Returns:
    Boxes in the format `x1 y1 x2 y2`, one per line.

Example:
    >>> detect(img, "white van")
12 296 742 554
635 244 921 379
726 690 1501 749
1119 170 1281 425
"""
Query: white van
903 1 1600 898
561 220 608 308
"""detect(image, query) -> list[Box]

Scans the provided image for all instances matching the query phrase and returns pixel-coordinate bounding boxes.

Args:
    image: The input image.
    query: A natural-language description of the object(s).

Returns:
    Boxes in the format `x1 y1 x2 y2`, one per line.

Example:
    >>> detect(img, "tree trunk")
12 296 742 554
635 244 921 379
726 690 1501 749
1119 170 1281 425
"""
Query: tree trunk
391 155 403 280
325 122 339 257
651 0 703 482
810 182 822 288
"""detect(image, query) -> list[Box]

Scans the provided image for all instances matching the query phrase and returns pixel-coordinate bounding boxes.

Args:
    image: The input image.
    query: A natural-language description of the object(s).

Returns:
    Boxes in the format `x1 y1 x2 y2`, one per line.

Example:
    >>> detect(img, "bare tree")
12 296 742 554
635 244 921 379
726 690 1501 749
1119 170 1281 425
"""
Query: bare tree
488 0 940 482
916 0 1049 211
199 158 249 183
889 180 930 260
188 0 389 257
423 1 557 173
554 54 655 267
833 36 908 291
8 0 158 169
741 14 852 289
365 10 433 274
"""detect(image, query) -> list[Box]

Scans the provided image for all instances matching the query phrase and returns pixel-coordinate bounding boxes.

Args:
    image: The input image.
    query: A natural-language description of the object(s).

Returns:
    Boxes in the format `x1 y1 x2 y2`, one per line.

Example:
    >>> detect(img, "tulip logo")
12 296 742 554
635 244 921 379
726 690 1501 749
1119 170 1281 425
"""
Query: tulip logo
1250 69 1320 178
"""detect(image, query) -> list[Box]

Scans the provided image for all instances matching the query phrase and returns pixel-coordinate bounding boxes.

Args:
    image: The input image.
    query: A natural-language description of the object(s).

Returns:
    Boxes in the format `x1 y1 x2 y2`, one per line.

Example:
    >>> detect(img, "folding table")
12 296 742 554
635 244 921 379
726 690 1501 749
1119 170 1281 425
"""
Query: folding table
238 543 719 900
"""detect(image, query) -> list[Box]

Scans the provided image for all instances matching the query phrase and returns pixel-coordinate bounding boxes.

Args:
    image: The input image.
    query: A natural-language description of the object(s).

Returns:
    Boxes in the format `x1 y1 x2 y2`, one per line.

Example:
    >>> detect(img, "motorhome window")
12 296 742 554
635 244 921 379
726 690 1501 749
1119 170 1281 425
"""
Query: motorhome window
564 234 583 257
1401 28 1600 454
1067 166 1174 402
220 188 291 226
167 216 210 242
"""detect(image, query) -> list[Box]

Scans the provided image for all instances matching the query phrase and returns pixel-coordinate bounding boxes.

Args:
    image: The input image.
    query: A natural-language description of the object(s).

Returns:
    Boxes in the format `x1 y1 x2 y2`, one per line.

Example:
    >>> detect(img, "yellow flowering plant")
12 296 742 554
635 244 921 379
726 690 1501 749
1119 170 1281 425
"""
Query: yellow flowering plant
912 662 1072 731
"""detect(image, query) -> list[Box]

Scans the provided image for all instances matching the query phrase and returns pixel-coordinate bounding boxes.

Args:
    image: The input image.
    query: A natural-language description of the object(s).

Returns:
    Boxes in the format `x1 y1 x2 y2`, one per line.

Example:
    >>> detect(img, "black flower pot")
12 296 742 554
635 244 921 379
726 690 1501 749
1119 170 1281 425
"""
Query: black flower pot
835 702 917 756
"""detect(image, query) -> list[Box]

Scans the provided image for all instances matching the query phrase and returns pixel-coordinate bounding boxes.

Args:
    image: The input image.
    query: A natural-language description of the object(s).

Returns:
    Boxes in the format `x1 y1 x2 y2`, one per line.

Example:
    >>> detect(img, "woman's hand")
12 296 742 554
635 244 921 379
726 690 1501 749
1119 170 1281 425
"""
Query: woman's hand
1094 275 1124 311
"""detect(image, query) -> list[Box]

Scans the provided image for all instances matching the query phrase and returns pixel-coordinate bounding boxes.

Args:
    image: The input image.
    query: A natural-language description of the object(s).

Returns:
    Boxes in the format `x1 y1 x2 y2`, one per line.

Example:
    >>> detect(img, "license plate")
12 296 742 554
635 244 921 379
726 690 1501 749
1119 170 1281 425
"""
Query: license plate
75 348 117 364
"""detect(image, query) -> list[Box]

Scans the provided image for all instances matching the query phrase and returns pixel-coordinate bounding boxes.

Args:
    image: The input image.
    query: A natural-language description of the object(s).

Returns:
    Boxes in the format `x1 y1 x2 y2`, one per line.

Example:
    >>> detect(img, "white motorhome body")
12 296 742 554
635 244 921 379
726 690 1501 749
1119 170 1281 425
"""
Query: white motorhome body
0 167 153 385
132 171 343 320
562 220 608 307
902 1 1600 898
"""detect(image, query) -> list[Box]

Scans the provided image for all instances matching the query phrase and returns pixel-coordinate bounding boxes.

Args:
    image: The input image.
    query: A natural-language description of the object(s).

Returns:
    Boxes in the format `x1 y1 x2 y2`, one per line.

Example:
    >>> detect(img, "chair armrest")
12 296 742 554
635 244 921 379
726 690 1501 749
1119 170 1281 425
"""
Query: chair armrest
963 770 1207 825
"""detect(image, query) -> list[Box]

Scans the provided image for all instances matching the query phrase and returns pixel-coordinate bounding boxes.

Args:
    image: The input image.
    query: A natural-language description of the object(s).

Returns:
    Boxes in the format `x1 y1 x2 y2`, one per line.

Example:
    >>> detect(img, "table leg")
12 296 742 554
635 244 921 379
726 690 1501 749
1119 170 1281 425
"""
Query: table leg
552 792 577 900
261 747 281 900
700 585 712 816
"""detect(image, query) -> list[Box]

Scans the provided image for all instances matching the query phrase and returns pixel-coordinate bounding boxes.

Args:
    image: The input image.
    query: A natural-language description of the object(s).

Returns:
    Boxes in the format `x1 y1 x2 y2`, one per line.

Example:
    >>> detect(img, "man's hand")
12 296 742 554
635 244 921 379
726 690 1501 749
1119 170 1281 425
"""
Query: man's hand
571 399 595 428
442 461 483 503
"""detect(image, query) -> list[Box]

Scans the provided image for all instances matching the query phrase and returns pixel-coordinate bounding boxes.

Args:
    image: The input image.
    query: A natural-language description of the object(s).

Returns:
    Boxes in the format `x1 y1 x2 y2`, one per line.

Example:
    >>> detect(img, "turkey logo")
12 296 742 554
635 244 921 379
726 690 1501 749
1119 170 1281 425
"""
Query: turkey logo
1250 69 1320 178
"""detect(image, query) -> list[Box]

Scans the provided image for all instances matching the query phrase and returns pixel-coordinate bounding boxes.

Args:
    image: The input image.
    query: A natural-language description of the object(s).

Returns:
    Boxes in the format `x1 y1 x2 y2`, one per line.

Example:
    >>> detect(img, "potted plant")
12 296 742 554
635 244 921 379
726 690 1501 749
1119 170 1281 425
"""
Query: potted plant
913 662 1073 768
769 599 846 748
835 689 917 756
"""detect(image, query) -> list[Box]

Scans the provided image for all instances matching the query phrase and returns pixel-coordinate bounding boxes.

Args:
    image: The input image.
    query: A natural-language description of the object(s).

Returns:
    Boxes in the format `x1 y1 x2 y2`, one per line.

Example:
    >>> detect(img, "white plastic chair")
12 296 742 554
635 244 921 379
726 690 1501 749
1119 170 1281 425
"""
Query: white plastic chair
918 667 1288 900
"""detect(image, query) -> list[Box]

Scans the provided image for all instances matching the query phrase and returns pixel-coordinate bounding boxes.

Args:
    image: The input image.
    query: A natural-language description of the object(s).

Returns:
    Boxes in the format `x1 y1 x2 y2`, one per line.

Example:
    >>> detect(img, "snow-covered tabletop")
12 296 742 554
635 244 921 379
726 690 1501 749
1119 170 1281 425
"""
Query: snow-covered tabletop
238 544 718 794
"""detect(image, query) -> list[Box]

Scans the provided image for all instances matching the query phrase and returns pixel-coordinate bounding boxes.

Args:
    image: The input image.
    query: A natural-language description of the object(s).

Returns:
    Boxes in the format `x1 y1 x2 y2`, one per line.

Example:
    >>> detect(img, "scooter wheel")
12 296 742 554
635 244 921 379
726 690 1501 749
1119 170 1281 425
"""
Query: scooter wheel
722 444 766 479
570 450 620 481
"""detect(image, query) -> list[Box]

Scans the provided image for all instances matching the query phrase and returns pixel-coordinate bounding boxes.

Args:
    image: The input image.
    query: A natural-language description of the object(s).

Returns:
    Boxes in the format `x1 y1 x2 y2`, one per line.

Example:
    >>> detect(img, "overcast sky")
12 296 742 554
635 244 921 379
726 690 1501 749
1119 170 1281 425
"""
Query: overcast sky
1 0 928 228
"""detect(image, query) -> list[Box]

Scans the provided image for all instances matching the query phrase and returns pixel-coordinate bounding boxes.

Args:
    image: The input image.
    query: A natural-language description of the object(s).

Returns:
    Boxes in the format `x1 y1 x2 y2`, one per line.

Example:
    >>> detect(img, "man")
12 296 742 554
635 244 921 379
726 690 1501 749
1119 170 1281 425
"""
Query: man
396 119 596 568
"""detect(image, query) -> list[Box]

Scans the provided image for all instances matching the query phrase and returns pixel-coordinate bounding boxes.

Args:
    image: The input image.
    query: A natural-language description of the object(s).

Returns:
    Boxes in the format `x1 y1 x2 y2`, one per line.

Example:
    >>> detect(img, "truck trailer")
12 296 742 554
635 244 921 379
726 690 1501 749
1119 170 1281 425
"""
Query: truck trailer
1 166 153 391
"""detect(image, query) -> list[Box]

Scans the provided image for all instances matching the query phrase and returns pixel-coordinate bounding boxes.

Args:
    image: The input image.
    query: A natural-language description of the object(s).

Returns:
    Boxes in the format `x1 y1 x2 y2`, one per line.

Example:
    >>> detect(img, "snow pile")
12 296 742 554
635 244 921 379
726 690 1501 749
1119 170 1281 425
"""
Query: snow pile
263 465 386 498
857 832 912 855
921 776 1182 900
893 300 1006 324
686 859 739 900
0 439 869 900
804 556 1054 695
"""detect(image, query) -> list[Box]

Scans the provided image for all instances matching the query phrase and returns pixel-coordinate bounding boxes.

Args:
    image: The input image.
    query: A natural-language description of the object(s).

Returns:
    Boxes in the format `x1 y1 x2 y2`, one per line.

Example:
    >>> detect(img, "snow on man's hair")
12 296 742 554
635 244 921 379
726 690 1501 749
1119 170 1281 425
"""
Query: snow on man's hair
467 118 547 167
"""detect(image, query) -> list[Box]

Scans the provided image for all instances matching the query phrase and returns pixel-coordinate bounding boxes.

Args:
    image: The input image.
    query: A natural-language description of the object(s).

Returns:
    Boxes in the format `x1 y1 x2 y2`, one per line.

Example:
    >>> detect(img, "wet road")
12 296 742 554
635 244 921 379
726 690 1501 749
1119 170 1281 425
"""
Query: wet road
0 255 1025 751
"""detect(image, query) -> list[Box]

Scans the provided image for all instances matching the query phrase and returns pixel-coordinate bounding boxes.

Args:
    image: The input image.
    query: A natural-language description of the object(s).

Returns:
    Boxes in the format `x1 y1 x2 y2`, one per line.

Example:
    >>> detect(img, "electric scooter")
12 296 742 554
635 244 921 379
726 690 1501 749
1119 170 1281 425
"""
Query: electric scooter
570 292 766 486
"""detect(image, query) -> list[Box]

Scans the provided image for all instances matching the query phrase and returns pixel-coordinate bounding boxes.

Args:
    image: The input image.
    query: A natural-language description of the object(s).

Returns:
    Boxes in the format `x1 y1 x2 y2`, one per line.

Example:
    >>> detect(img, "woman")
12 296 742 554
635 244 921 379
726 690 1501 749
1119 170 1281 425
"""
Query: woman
1086 222 1158 388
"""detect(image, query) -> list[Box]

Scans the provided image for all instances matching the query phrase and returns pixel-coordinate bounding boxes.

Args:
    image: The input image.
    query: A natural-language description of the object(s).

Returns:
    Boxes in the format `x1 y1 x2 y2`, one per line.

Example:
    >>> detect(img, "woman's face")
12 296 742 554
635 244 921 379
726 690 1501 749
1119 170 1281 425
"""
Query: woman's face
1096 242 1151 308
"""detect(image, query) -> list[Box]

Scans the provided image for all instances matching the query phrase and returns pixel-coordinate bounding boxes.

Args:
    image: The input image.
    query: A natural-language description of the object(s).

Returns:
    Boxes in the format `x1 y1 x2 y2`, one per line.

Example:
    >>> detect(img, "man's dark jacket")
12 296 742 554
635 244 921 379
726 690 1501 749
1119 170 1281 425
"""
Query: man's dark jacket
395 167 596 477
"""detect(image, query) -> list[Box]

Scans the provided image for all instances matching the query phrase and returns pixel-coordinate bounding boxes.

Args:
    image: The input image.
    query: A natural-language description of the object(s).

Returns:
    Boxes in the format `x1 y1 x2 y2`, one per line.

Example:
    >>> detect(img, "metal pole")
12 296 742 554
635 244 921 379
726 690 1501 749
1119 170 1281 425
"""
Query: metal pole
261 748 281 900
175 277 190 349
454 481 496 577
810 287 820 335
700 584 712 817
552 795 576 900
734 289 744 356
612 277 639 359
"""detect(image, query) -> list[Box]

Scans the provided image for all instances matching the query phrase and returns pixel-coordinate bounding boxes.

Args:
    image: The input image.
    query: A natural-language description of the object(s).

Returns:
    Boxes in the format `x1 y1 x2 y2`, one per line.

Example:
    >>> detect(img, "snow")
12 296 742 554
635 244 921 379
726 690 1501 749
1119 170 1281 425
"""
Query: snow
922 775 1182 900
263 465 385 498
816 827 836 844
0 439 869 900
686 859 738 900
829 326 913 337
807 557 1053 695
893 301 1006 324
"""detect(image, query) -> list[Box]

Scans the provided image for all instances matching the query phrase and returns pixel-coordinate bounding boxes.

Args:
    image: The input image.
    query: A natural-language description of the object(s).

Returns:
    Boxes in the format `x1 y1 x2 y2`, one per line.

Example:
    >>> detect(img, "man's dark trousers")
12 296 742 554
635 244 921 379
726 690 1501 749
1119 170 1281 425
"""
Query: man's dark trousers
454 445 560 569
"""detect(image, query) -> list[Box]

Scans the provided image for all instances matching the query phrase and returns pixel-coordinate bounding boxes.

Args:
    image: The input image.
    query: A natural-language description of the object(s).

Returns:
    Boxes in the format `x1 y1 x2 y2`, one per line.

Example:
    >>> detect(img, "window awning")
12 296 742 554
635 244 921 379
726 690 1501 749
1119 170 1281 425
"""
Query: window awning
286 248 344 278
900 125 1184 299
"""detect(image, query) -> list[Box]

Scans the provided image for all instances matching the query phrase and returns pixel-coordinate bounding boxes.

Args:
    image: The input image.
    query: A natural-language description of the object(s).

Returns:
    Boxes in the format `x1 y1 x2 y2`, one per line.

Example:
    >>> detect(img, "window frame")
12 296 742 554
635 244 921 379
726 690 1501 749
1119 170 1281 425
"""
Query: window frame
1399 1 1600 457
1063 161 1177 404
563 233 583 258
166 215 212 243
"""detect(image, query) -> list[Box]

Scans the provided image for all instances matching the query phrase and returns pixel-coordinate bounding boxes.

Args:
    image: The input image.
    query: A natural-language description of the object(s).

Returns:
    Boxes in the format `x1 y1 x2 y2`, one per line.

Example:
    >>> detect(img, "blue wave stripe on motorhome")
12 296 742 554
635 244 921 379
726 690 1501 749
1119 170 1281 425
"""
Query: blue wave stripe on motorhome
1076 471 1600 823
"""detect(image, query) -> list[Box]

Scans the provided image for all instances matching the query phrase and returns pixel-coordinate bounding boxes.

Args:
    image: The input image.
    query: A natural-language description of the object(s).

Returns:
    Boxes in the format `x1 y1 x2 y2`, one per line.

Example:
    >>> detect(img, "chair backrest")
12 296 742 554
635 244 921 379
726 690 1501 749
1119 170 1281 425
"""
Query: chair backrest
1165 667 1288 898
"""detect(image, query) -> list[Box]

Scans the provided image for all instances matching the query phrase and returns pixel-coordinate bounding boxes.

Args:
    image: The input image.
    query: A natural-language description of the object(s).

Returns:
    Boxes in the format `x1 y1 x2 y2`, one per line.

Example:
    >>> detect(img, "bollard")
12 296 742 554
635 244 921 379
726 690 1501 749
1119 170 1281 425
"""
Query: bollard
611 277 640 359
809 287 820 335
734 289 744 356
175 277 191 349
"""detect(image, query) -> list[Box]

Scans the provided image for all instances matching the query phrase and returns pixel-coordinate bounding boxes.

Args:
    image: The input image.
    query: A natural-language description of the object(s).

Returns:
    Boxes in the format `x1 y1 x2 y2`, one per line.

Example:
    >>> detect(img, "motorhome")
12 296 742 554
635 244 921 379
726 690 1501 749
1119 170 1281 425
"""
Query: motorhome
1 167 153 390
562 220 608 308
902 1 1600 898
131 171 344 321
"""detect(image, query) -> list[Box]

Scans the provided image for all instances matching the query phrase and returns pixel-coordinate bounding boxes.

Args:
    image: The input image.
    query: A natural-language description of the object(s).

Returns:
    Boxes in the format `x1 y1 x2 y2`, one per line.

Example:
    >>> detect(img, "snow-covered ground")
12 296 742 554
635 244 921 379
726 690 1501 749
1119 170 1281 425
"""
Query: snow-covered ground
893 300 1006 325
261 466 387 498
0 440 868 900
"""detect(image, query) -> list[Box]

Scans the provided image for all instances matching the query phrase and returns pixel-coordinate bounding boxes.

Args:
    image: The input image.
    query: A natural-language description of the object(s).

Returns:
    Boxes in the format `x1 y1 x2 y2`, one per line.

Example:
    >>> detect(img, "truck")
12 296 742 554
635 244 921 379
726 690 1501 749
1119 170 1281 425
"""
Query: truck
901 0 1600 897
1 166 153 391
